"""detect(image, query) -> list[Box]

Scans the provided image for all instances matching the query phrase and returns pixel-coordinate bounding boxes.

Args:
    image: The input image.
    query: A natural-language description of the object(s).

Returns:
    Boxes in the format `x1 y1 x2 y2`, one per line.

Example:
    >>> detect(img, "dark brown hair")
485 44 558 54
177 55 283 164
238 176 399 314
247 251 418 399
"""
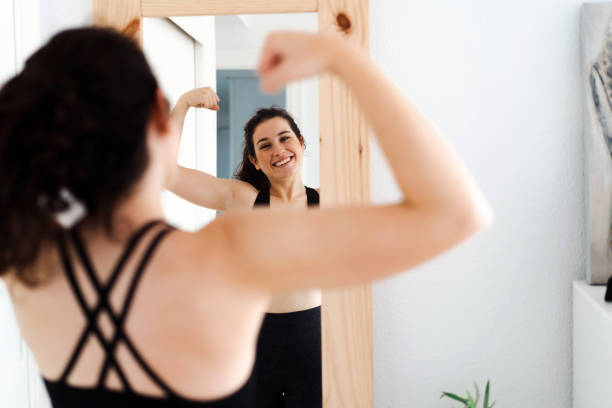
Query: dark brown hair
233 106 304 191
0 27 159 285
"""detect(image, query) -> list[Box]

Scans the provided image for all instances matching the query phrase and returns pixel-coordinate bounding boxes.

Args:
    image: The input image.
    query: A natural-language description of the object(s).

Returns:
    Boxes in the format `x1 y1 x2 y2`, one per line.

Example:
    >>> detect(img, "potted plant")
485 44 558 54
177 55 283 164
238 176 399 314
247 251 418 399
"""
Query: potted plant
440 380 495 408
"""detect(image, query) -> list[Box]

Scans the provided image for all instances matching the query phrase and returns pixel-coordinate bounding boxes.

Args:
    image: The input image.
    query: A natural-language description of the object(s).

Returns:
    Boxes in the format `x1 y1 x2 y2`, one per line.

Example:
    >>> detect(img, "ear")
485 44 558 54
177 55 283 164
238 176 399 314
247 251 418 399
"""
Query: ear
150 89 170 135
249 155 260 170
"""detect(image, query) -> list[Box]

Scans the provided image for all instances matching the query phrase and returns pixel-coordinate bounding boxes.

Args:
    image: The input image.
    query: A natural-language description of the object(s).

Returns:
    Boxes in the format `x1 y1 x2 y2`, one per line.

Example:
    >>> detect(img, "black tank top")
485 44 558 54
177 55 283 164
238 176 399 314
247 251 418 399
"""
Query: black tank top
253 186 319 207
45 220 253 408
251 187 322 407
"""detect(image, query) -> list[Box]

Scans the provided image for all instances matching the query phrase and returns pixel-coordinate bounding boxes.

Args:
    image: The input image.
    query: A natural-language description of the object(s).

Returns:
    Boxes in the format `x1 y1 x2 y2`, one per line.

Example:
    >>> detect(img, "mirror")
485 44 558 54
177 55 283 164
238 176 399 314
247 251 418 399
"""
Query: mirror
94 1 371 406
142 13 323 406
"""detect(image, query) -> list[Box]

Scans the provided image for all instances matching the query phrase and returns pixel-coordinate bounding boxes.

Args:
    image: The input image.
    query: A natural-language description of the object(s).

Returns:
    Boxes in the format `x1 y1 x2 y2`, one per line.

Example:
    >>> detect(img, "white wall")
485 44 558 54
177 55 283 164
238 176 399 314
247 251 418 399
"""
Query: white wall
0 1 54 406
0 0 16 83
38 0 90 46
0 2 19 401
371 0 588 407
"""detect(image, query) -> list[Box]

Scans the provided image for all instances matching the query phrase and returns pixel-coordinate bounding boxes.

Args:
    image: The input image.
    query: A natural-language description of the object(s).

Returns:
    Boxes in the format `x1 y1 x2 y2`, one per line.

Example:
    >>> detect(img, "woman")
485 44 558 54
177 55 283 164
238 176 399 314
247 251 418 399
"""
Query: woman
0 27 491 408
169 98 316 215
170 99 322 406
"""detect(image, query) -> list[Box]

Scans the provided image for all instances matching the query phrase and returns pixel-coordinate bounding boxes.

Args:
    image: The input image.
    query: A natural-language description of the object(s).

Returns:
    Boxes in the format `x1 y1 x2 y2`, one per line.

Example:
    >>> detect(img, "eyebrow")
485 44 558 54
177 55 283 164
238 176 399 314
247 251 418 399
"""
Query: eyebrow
255 131 291 146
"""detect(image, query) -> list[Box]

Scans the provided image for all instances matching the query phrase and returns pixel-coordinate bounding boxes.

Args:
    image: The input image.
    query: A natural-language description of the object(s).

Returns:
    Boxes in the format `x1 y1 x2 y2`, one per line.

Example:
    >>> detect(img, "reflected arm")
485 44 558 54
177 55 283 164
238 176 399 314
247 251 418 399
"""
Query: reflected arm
169 86 219 143
170 95 190 138
168 88 256 211
171 166 256 212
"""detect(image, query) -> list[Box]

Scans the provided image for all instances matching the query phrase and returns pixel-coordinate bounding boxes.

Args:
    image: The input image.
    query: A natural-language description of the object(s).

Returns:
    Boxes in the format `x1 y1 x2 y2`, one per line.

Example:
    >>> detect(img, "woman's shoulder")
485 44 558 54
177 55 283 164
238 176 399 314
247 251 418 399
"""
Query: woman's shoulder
148 224 269 317
226 179 260 209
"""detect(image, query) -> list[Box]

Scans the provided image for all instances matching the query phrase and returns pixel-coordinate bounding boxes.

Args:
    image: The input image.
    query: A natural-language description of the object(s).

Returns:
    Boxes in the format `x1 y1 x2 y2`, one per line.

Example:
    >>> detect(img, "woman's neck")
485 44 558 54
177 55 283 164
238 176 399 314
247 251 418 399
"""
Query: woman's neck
268 175 305 202
112 190 165 235
81 170 165 241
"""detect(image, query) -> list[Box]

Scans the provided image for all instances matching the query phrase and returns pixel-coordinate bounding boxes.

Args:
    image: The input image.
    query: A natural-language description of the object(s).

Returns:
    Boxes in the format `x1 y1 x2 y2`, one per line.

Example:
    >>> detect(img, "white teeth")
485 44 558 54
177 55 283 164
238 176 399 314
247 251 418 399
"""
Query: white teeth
274 157 291 167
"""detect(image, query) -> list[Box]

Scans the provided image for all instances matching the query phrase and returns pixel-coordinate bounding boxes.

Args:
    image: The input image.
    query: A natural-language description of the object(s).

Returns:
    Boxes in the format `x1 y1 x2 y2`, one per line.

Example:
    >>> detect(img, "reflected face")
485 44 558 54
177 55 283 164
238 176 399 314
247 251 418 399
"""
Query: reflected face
250 117 305 181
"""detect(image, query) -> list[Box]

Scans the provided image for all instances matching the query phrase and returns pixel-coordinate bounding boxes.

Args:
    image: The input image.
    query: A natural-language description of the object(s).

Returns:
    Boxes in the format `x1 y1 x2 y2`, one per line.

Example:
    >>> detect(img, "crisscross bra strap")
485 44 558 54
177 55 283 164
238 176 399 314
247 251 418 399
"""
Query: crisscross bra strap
57 220 176 396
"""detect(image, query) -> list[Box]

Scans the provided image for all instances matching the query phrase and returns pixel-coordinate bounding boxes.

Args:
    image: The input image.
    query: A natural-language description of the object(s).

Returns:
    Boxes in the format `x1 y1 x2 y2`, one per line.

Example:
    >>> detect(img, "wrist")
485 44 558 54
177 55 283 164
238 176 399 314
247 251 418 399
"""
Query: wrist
325 36 358 76
177 94 191 110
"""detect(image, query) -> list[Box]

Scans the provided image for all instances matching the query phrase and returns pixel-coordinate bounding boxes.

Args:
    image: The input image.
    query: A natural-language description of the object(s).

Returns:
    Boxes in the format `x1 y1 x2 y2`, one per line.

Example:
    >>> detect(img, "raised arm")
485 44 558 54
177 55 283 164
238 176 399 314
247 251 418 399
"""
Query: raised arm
170 86 219 135
168 87 257 211
202 31 492 292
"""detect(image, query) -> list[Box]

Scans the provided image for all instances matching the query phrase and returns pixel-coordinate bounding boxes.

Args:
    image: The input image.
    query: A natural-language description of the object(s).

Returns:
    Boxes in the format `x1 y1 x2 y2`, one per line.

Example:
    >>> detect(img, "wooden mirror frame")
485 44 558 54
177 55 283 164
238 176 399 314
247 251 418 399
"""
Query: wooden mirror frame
93 1 371 406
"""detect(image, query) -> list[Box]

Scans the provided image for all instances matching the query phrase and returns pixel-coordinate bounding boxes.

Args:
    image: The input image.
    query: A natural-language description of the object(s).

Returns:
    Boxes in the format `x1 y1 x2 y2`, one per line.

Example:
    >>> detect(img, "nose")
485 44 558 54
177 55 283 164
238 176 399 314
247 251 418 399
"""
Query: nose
271 142 284 156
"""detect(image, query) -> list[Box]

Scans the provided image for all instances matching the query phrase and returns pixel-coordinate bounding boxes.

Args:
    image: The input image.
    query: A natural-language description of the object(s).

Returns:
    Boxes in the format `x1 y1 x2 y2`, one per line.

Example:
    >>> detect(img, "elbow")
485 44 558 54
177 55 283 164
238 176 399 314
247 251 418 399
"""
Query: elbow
451 195 494 240
423 194 493 249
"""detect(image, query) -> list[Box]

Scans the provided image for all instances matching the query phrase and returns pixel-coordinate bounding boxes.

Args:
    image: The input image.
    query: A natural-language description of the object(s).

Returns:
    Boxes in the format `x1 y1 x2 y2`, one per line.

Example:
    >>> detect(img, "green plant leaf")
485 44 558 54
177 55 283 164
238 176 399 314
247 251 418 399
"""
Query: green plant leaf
442 381 493 408
466 390 476 408
467 390 475 403
473 382 480 405
440 392 468 404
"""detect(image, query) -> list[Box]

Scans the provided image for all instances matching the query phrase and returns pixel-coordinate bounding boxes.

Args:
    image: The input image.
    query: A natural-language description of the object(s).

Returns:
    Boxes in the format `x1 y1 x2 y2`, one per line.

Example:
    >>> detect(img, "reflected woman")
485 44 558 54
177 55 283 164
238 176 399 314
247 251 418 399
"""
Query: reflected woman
169 96 322 406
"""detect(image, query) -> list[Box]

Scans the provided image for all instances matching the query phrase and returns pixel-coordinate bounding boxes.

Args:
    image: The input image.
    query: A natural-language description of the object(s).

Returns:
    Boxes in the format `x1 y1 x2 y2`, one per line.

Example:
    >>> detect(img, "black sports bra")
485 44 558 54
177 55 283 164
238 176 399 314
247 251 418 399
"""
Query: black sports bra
253 186 319 207
44 220 253 407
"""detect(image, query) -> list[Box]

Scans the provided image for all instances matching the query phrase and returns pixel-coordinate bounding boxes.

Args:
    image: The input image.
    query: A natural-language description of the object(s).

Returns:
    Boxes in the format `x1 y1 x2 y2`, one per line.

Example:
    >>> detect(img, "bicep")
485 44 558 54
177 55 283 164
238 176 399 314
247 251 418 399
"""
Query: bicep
217 204 483 292
171 166 257 211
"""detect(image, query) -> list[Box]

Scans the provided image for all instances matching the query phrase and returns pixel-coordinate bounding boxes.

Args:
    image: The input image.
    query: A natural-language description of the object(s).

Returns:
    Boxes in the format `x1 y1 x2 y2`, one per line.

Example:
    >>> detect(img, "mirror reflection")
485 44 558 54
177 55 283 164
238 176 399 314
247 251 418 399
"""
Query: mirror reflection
142 13 322 407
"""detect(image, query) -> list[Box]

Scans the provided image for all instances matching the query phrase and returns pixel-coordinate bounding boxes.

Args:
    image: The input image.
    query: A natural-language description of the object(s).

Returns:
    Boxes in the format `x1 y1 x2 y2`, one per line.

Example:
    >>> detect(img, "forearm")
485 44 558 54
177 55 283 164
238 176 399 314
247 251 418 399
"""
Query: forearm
170 96 190 137
329 42 490 220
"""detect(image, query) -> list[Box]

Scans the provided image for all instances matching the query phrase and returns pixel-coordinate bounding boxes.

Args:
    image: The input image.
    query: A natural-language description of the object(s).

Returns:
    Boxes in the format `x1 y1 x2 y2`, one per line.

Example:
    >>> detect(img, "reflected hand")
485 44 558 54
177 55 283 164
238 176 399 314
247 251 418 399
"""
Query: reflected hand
257 31 340 94
181 86 220 110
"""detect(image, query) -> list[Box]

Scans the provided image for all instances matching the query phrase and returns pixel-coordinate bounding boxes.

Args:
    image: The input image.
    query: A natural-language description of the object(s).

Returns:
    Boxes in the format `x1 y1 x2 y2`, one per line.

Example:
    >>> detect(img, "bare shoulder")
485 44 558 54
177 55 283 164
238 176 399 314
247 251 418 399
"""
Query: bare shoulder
157 224 254 290
156 222 269 305
121 226 268 399
139 222 270 338
227 179 259 210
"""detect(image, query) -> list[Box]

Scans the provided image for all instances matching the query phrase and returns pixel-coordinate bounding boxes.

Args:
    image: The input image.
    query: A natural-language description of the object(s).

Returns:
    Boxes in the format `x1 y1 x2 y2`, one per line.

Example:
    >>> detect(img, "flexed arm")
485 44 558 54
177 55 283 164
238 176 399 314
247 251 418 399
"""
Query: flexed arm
168 87 257 211
170 86 219 135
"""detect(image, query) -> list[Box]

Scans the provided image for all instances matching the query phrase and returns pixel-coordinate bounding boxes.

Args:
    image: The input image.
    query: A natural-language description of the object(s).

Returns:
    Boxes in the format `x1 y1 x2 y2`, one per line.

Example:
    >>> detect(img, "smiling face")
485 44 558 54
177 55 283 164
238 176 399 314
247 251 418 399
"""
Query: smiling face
249 116 305 183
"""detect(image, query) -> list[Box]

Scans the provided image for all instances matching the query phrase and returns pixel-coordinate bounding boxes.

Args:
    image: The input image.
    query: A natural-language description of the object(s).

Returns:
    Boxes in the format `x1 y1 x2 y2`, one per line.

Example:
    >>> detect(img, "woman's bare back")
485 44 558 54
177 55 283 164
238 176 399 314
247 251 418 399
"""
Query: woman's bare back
8 222 268 400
